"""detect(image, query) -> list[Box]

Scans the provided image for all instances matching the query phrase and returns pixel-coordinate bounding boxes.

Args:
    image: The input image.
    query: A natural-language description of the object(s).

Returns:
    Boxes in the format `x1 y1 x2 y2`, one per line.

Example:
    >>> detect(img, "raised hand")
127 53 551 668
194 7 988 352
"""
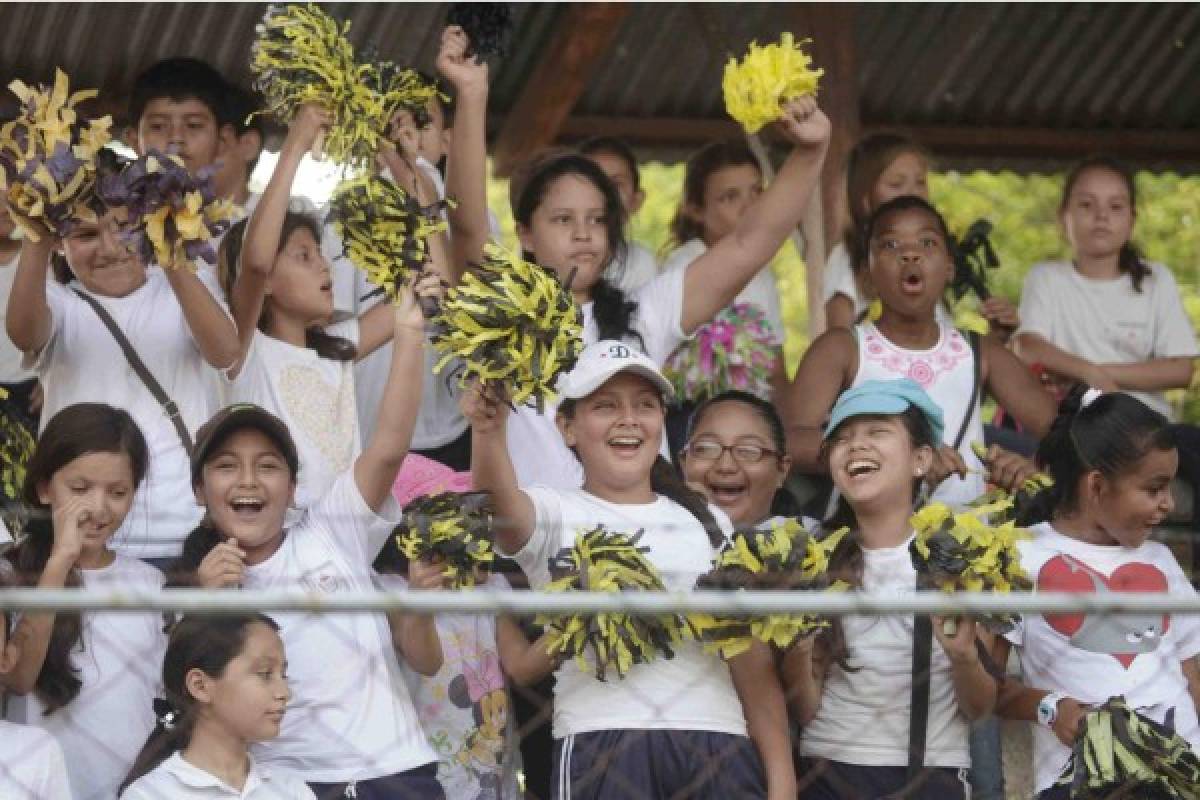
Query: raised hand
196 538 247 589
283 103 332 159
437 25 489 95
773 95 830 149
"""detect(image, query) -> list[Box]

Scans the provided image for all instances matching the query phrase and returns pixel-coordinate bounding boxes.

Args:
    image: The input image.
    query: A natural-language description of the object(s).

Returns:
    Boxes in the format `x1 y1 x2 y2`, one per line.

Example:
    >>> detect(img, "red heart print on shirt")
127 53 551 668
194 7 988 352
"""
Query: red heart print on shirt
1038 554 1168 669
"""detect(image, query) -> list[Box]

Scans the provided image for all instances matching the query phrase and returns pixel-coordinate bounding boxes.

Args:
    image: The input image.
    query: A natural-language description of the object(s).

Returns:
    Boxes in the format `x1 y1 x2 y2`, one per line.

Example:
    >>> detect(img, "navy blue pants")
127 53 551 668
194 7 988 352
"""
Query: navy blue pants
553 729 766 799
308 763 445 800
798 758 970 800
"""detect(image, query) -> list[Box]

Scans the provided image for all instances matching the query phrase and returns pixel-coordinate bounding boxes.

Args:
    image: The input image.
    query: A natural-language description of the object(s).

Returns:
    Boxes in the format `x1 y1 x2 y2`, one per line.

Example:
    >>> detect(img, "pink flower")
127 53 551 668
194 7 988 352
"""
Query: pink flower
908 360 935 387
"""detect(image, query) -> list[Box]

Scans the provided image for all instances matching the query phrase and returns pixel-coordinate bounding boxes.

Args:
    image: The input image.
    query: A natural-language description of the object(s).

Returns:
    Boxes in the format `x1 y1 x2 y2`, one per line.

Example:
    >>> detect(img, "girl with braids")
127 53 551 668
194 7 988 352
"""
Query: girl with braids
781 379 996 800
118 614 314 799
448 20 829 489
1014 157 1198 422
465 340 792 799
3 403 165 800
990 387 1200 799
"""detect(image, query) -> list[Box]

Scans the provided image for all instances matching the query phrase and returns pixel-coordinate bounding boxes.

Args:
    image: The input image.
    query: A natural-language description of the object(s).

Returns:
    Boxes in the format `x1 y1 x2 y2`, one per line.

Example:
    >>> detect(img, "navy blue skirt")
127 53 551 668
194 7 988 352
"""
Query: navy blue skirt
797 758 970 800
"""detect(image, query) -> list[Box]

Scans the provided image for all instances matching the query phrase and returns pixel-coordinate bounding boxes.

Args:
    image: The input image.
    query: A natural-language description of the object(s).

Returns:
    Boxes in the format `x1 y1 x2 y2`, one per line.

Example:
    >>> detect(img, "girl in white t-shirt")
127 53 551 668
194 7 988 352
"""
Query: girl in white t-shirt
1014 156 1199 421
444 21 829 490
6 154 240 561
467 340 795 799
176 274 446 797
3 403 167 800
990 388 1200 799
119 614 315 800
218 105 443 511
785 196 1057 507
781 378 997 799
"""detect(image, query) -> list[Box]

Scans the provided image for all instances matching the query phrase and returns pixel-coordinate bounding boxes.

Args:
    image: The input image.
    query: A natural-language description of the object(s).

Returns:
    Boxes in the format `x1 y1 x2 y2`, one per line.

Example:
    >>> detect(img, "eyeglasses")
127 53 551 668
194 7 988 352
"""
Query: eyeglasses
683 439 778 465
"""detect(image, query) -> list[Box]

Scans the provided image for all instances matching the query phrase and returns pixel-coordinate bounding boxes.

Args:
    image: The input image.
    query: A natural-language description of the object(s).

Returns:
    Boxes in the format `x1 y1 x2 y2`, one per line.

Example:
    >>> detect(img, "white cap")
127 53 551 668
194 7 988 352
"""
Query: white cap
559 340 675 401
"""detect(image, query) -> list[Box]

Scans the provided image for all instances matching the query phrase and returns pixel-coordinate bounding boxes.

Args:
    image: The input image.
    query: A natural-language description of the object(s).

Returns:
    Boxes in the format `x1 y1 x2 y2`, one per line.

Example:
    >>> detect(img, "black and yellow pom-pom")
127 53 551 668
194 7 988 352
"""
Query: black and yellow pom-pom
536 526 687 681
909 502 1032 633
393 491 493 589
430 243 583 413
722 32 823 134
328 173 449 302
692 520 849 658
1056 696 1200 799
0 68 112 240
446 3 514 57
251 4 388 171
368 60 442 132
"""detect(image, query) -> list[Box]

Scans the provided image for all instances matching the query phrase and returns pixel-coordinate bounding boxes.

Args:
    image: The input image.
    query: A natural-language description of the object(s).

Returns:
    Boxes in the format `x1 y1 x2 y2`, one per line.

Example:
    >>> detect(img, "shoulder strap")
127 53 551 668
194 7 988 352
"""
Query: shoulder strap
73 289 194 456
951 330 983 451
906 613 933 782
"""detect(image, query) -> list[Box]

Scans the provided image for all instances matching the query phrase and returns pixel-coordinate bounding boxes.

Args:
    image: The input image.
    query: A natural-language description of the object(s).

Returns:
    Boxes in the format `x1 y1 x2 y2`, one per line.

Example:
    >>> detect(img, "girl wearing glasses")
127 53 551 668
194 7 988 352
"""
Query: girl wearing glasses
679 391 800 530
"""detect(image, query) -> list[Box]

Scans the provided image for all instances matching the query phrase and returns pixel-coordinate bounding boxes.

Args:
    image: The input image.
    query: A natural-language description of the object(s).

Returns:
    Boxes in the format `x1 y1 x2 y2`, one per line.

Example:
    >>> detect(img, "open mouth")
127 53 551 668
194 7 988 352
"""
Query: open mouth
230 496 266 519
708 482 747 505
900 268 925 295
846 458 880 478
608 435 643 456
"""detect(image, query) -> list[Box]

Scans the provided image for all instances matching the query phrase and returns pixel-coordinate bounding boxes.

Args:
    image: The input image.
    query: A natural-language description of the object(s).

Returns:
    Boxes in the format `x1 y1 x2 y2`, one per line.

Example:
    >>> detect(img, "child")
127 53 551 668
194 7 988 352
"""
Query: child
119 614 315 799
784 195 1056 508
663 140 788 393
0 199 38 431
781 379 997 799
212 84 267 215
1014 156 1198 422
0 564 73 800
991 388 1200 799
3 403 167 800
487 96 829 490
578 135 659 292
466 340 796 799
823 133 1020 337
6 154 239 561
220 103 432 509
679 390 801 529
179 274 446 797
373 542 546 799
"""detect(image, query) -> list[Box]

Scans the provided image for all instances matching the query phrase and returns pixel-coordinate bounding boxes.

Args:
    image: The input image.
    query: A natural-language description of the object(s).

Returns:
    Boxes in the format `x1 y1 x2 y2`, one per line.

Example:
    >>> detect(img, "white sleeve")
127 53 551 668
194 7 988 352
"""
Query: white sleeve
509 486 566 587
1149 265 1200 359
1015 263 1059 343
632 262 688 364
29 733 73 800
822 244 858 305
24 279 69 372
309 471 403 564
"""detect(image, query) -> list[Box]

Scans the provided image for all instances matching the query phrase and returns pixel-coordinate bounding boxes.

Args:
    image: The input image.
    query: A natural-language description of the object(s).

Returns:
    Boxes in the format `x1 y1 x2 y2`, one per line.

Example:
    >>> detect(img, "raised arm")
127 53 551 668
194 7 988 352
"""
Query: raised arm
680 99 830 334
229 105 330 374
6 233 56 356
164 267 239 369
780 328 857 472
462 384 535 555
439 24 491 276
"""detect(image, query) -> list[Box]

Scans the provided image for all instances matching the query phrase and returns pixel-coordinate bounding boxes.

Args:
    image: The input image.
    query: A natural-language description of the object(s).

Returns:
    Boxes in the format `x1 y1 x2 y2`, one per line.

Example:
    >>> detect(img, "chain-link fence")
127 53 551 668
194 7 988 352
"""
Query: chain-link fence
2 586 1199 800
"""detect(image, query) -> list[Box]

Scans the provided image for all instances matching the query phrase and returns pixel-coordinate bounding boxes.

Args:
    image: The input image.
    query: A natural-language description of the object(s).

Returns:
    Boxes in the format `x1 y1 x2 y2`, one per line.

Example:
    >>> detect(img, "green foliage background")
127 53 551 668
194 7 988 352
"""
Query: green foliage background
487 165 1200 420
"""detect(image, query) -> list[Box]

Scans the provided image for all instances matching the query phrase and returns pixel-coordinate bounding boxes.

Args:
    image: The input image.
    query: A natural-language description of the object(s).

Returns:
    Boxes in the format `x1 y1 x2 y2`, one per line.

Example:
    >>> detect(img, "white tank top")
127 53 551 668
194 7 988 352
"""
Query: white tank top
852 320 986 509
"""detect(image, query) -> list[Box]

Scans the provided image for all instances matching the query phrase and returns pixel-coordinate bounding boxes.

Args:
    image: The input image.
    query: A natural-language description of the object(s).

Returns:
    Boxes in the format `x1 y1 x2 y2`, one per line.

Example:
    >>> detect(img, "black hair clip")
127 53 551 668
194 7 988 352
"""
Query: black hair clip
152 697 179 731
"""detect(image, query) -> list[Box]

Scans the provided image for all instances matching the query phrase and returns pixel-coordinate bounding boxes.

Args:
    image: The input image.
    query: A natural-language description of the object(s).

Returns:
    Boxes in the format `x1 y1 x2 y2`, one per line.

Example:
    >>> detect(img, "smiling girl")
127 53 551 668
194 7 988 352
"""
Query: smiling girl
4 403 166 800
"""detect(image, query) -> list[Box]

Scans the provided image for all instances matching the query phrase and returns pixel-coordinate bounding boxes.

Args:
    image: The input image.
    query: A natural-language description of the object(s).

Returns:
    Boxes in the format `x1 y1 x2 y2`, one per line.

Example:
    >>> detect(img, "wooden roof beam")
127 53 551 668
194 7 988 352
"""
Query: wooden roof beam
492 3 629 177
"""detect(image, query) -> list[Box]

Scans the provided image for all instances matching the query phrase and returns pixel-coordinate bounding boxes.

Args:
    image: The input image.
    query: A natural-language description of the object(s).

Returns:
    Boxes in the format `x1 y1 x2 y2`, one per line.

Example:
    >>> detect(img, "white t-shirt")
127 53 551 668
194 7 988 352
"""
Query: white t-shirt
7 556 166 800
228 321 361 510
378 572 521 799
120 752 316 800
506 262 689 489
1004 523 1200 793
822 242 866 317
0 251 36 383
610 241 659 293
1017 260 1199 420
30 271 229 558
662 239 784 341
511 486 748 739
852 319 987 509
801 535 971 768
241 473 435 783
0 720 73 800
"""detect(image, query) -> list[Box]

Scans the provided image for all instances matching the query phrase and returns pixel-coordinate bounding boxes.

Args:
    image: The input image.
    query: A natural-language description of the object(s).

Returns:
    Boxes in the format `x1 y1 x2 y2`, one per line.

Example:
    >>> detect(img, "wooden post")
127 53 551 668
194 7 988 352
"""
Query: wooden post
492 3 630 177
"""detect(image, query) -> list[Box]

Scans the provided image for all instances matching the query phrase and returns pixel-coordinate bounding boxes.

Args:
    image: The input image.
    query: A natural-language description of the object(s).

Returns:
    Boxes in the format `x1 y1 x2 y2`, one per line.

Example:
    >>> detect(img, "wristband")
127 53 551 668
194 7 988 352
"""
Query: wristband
1037 691 1066 727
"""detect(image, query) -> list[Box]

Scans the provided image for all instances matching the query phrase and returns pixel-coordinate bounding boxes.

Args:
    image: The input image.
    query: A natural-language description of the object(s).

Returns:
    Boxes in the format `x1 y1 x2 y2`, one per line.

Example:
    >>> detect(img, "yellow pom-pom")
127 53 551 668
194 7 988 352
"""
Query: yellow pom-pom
722 32 823 134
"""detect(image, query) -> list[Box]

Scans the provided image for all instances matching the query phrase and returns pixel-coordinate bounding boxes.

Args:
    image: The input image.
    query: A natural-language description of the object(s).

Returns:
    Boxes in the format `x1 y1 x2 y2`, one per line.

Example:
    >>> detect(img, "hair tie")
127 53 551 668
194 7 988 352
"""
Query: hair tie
152 697 178 732
1081 387 1104 409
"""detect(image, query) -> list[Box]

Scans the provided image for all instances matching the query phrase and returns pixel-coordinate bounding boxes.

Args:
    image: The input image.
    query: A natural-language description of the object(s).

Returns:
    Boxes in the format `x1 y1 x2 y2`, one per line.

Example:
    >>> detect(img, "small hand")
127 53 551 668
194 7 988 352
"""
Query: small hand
408 557 449 590
931 615 979 665
285 104 332 157
980 297 1019 331
196 538 247 589
436 25 489 94
927 445 969 488
773 95 830 148
1052 696 1087 748
50 495 91 565
980 445 1038 493
459 379 509 435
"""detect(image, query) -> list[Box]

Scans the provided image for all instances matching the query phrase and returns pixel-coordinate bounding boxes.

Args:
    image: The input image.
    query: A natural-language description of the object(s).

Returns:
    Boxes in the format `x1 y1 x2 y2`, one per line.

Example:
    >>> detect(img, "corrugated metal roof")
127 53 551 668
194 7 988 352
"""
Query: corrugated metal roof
1 2 1196 166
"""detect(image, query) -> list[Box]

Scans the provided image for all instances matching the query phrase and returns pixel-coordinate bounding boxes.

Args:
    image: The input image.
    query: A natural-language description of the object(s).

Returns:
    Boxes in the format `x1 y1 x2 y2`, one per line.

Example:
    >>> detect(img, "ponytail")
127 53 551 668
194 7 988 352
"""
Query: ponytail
590 278 644 348
170 520 224 587
118 697 195 794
